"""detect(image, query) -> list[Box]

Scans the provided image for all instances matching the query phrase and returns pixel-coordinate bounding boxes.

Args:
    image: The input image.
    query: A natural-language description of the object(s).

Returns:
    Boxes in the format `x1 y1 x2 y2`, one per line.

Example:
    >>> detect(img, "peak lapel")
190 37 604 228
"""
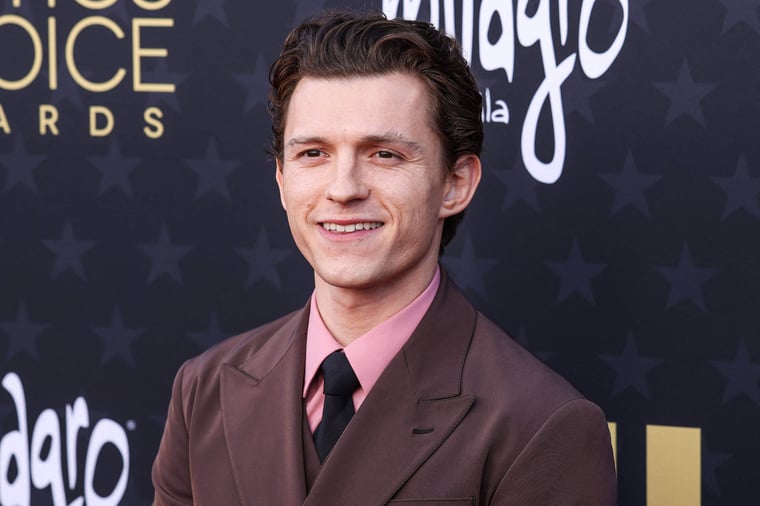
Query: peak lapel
220 308 309 506
305 356 474 505
305 271 479 505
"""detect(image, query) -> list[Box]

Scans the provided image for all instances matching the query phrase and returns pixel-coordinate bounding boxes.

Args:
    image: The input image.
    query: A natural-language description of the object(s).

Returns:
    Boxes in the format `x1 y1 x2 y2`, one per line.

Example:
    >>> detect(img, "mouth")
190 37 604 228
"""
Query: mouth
320 222 384 233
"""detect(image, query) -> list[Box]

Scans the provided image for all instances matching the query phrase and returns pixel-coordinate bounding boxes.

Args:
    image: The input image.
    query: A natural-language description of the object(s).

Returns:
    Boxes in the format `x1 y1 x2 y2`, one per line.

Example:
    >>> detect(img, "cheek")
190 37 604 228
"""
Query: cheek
281 177 311 206
283 185 320 225
396 188 445 230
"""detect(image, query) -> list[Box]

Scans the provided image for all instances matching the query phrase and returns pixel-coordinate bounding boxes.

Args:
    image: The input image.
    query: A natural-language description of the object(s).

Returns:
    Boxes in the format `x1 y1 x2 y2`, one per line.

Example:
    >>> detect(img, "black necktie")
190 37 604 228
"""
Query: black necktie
313 350 359 461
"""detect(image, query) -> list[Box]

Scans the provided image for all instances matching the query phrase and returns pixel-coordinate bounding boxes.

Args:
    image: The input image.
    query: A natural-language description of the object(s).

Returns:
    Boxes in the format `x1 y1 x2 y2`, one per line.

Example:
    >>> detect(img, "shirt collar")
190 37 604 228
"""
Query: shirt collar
303 266 441 399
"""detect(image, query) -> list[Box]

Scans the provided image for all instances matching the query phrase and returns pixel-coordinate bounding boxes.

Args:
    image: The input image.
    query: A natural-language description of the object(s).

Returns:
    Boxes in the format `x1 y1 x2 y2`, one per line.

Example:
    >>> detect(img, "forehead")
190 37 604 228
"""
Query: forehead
284 73 435 140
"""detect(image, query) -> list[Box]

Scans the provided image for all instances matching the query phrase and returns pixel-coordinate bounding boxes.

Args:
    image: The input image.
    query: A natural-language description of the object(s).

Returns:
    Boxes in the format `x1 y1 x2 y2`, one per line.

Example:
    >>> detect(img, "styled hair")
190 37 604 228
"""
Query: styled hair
268 10 483 252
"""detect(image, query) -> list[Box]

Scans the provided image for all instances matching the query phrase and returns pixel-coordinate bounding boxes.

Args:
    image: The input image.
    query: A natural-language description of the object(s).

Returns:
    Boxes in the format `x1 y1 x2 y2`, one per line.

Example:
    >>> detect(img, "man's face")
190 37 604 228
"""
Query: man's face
276 73 459 296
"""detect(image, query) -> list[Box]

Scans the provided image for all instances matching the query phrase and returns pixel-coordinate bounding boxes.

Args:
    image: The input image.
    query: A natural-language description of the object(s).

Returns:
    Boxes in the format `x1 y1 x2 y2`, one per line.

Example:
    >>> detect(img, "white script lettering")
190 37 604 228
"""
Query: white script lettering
384 0 629 183
0 372 130 506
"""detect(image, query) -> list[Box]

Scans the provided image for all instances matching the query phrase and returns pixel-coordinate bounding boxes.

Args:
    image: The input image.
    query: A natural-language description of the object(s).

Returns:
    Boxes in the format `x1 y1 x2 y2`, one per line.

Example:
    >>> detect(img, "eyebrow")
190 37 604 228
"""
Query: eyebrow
285 136 325 149
284 131 424 154
364 132 424 154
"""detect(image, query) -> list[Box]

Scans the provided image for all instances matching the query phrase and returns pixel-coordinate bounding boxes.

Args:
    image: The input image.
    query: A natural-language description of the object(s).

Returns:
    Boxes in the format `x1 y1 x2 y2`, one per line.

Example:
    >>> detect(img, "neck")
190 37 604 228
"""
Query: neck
314 264 438 346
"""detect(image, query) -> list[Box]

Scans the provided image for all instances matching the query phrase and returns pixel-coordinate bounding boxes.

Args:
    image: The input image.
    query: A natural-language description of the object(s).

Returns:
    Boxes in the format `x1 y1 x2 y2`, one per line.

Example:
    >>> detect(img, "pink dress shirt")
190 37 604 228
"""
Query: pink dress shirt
303 267 441 432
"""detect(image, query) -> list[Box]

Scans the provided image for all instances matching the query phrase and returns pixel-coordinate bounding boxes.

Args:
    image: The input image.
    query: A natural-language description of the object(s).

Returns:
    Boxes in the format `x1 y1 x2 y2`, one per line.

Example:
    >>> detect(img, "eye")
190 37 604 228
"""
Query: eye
373 150 397 159
304 149 323 158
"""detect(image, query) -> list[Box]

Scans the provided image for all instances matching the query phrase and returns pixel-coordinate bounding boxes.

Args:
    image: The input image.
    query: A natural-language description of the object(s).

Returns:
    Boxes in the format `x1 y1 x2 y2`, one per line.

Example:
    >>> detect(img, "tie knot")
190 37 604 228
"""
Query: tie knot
321 350 359 396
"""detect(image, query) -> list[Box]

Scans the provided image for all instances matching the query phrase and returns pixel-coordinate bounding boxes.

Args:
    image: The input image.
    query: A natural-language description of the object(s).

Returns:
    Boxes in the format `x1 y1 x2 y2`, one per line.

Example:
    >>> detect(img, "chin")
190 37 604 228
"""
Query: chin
315 266 379 289
322 274 375 290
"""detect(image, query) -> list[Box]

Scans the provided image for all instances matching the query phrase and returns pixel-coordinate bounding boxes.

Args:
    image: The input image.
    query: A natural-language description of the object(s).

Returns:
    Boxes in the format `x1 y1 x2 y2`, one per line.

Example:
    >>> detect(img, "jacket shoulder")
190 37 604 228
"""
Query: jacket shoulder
180 308 304 383
465 313 590 423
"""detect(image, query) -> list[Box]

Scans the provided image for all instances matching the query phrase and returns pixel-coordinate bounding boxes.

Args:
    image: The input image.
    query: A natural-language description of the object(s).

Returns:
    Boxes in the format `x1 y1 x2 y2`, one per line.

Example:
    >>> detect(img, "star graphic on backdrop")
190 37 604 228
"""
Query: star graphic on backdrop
50 74 85 109
546 240 605 304
0 0 34 19
492 166 541 211
717 0 760 34
443 235 500 301
233 53 269 114
149 414 168 437
562 71 605 124
629 0 656 32
711 155 760 220
702 444 732 497
0 302 47 360
236 228 291 290
0 400 12 426
144 59 189 113
711 339 760 405
193 0 229 27
42 221 95 280
294 0 327 23
188 312 227 350
138 223 193 285
0 136 45 193
92 307 142 367
102 0 130 24
185 139 239 200
654 61 717 128
118 483 145 506
515 325 552 362
654 245 717 311
599 151 661 217
476 73 503 94
88 139 141 197
600 333 662 399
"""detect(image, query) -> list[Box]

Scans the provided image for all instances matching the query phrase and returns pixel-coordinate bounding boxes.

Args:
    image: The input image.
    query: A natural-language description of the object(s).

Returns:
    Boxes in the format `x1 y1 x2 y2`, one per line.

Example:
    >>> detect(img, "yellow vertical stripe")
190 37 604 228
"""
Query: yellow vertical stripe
646 425 701 506
607 422 617 470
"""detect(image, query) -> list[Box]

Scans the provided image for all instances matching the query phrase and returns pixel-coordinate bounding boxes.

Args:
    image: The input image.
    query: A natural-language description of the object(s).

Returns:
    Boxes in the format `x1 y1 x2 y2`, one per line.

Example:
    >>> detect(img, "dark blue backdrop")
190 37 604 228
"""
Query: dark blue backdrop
1 0 758 504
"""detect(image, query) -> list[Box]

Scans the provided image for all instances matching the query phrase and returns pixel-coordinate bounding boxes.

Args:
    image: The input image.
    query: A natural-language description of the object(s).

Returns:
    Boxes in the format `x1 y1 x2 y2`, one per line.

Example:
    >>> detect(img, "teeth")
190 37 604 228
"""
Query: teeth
321 222 382 233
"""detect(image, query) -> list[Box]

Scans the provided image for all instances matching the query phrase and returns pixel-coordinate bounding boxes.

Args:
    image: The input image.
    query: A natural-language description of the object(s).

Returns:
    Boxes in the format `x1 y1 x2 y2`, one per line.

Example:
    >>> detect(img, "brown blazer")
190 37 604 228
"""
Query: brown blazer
152 272 617 505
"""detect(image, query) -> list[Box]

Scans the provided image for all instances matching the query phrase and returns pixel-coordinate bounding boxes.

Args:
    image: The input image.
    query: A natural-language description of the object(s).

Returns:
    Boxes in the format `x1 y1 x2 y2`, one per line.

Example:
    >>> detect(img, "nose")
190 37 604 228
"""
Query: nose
324 154 369 203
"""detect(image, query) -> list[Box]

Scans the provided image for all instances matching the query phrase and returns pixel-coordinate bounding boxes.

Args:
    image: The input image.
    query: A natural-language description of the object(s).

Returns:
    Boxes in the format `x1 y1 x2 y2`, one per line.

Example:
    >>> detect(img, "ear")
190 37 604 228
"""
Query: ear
440 154 481 218
275 159 287 211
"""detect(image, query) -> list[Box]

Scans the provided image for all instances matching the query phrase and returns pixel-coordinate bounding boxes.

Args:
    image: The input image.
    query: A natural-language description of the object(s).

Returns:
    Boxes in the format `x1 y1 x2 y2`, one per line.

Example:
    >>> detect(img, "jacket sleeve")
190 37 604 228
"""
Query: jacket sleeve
152 361 195 506
490 398 618 505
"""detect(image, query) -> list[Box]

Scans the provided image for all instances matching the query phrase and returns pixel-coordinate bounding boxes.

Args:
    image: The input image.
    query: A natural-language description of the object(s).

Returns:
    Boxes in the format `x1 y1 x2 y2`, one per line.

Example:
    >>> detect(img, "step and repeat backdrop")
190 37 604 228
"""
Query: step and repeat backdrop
1 0 758 504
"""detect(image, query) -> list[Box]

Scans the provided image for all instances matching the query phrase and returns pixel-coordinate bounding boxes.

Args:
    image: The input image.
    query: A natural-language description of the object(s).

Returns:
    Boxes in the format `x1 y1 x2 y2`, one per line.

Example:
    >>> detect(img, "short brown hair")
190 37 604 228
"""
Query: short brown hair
269 10 483 252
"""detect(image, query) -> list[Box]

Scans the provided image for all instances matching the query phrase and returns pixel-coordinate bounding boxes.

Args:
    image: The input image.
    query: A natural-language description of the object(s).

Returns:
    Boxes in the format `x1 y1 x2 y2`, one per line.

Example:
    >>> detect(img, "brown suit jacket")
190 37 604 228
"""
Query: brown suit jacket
152 272 617 505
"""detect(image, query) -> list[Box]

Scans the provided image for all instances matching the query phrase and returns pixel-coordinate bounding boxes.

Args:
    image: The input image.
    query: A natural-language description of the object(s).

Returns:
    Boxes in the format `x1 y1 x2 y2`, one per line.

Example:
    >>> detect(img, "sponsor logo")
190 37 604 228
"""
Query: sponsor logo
383 0 629 183
0 0 175 139
0 372 130 506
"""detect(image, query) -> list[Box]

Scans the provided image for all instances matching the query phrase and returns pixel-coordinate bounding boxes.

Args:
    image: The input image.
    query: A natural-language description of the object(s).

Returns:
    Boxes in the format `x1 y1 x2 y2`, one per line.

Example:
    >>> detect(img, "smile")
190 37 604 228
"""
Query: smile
320 222 383 233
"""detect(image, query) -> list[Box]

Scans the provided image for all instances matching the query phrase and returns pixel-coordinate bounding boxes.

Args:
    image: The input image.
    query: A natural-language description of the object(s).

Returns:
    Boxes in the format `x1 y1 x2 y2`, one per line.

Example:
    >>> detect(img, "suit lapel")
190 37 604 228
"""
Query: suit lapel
306 271 478 505
220 306 310 506
305 359 474 505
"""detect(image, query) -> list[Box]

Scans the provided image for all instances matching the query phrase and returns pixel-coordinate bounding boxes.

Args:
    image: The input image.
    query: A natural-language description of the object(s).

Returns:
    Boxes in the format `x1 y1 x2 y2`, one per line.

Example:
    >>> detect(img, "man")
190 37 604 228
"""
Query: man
152 10 617 505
